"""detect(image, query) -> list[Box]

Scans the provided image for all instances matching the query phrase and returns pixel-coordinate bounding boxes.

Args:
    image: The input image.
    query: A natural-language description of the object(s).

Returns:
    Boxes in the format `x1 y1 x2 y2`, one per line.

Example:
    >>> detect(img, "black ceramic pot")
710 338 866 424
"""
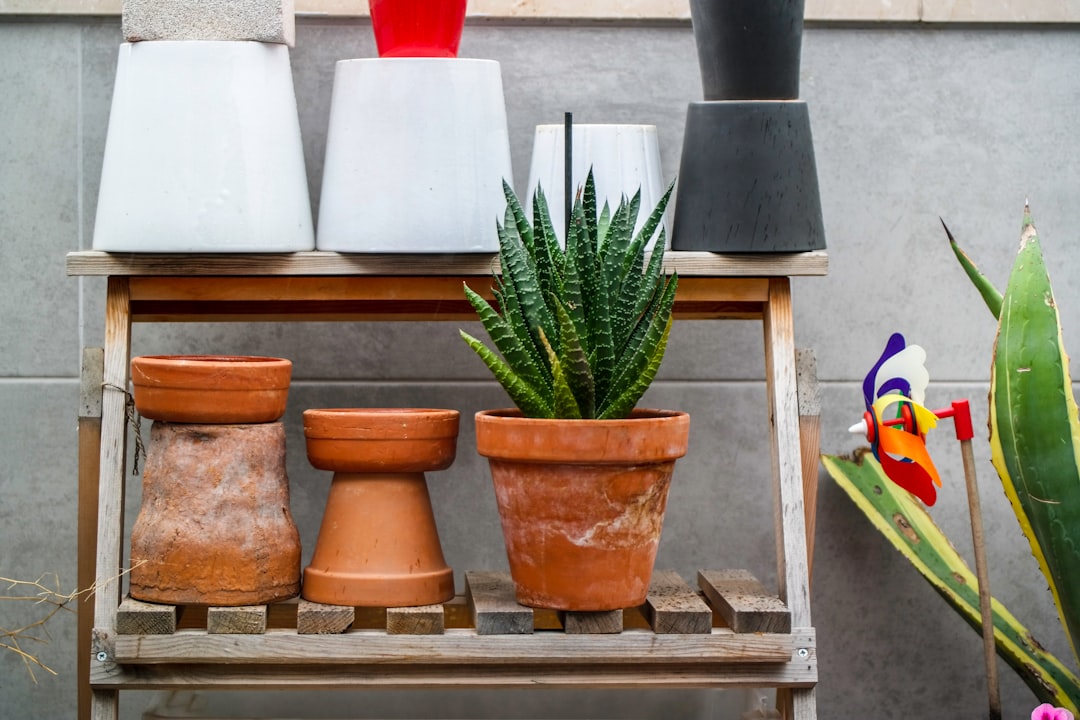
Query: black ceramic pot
689 0 805 101
671 101 825 253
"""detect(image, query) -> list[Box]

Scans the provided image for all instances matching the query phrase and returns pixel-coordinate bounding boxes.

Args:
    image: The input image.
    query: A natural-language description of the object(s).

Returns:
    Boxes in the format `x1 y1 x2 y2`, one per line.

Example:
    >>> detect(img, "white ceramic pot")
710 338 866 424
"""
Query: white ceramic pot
525 124 670 249
316 58 512 253
93 41 314 253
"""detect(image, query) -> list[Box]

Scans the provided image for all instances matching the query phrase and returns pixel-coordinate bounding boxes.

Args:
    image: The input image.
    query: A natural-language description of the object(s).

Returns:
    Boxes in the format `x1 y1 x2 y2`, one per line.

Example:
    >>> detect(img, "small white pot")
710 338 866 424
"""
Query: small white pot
93 41 315 253
316 58 512 254
525 124 670 249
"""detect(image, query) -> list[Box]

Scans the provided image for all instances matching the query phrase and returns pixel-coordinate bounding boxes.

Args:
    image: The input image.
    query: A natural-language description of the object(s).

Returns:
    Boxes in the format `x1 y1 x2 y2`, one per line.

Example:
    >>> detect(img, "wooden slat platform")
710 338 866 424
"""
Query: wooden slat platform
94 570 813 691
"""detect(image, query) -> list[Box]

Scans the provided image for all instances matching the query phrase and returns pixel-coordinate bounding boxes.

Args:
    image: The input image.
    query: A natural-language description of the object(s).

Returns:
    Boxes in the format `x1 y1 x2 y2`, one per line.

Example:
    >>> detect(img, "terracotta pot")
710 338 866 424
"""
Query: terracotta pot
475 409 690 611
129 421 302 605
302 409 458 607
131 355 291 424
368 0 467 58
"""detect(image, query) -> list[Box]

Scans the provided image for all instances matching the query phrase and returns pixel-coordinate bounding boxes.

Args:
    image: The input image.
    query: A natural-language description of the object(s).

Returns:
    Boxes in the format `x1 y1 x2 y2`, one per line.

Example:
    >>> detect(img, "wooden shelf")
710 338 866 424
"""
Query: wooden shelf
73 252 821 719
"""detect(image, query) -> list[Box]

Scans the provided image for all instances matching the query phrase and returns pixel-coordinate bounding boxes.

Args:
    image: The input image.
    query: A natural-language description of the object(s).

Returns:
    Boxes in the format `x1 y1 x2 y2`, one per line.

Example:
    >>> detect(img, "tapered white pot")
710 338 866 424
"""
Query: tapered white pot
93 41 314 253
525 124 669 249
316 58 511 253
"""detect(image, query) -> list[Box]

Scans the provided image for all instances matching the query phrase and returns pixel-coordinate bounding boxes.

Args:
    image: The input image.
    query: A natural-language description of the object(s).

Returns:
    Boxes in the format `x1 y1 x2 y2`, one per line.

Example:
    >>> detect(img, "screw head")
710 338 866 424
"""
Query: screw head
797 648 809 659
96 651 108 662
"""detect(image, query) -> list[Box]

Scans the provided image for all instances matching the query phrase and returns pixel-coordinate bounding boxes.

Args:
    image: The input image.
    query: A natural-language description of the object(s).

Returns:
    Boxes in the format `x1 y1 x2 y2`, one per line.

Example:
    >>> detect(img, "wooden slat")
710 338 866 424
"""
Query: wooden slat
296 600 355 635
796 349 822 584
107 627 796 665
699 570 791 634
207 606 268 635
560 610 623 634
763 278 812 629
66 250 828 278
78 348 104 720
642 569 713 635
386 605 445 635
115 597 177 635
465 571 533 636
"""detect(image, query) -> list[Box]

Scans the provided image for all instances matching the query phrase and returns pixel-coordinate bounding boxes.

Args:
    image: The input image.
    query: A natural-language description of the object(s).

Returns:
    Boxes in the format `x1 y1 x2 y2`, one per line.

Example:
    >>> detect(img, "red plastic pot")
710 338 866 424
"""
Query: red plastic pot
368 0 467 58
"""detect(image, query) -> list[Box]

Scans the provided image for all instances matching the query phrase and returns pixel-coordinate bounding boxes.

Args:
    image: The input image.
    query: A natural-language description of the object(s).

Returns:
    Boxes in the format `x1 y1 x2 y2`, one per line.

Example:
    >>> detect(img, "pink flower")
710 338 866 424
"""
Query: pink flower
1032 704 1075 720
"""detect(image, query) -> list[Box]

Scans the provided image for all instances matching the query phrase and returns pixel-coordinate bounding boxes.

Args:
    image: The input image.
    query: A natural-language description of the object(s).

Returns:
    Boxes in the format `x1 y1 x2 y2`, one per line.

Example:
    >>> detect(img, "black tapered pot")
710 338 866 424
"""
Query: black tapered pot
671 101 825 253
689 0 806 101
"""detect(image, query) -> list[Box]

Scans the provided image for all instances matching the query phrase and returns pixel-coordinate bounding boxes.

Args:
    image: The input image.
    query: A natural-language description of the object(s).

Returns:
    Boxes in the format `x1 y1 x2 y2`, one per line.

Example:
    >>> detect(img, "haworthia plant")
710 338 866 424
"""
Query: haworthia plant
461 172 677 419
948 209 1080 666
823 451 1080 711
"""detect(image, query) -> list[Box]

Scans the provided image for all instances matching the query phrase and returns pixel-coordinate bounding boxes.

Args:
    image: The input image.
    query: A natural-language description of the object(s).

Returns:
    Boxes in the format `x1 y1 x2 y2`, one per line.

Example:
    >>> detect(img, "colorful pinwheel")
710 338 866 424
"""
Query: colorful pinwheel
851 331 998 716
853 332 942 505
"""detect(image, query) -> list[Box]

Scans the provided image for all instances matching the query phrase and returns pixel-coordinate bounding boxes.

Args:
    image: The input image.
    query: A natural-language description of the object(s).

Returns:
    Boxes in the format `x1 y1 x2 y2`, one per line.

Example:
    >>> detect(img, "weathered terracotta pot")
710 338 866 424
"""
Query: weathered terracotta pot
129 421 302 605
475 409 690 611
302 409 458 607
131 355 291 424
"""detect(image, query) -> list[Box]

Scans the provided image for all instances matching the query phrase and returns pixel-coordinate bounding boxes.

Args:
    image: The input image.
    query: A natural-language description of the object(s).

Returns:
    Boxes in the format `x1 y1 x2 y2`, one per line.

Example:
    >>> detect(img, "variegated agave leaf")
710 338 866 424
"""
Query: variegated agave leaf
824 450 1080 711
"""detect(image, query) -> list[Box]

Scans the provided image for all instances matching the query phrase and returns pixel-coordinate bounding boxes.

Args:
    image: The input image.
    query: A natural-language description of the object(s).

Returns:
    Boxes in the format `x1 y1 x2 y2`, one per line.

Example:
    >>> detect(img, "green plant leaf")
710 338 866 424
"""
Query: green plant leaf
599 315 673 420
538 327 582 419
943 219 1003 319
463 283 551 398
582 169 599 251
823 450 1080 711
460 330 554 418
988 208 1080 666
551 297 595 418
499 218 558 357
532 186 565 283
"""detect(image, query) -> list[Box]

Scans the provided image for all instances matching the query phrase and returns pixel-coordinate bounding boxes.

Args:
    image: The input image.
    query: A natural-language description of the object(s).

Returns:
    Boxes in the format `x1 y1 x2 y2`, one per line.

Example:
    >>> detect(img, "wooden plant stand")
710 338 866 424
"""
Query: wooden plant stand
67 250 826 720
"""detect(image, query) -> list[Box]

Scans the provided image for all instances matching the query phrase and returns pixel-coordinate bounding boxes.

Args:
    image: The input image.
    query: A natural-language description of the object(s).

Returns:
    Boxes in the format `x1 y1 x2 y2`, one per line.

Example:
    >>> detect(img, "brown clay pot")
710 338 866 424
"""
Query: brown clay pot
302 408 458 607
129 421 302 605
475 408 690 611
131 355 291 424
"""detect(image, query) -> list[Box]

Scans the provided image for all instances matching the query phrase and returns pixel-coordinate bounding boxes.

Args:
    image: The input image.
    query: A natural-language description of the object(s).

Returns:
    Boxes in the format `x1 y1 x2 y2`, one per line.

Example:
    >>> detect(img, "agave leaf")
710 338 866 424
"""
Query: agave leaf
532 186 565 280
503 180 533 253
463 283 551 397
538 327 582 419
631 181 676 253
551 297 595 418
493 257 552 381
610 251 645 354
582 170 599 250
988 208 1080 665
943 219 1003 318
499 219 558 357
599 315 673 420
597 200 612 247
823 451 1080 711
460 330 554 418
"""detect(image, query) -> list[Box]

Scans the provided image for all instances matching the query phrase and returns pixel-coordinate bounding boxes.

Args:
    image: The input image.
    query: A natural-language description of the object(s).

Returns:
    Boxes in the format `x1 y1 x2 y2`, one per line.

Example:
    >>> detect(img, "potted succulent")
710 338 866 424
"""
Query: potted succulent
460 173 690 611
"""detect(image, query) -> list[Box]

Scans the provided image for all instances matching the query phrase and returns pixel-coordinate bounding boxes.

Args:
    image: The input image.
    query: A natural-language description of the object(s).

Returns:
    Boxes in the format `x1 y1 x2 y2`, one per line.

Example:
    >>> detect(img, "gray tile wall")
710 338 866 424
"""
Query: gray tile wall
2 14 1078 720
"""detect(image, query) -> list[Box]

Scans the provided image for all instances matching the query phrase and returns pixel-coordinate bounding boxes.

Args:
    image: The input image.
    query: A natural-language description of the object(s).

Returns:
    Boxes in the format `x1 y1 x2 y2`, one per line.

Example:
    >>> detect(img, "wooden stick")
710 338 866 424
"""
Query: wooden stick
960 436 1001 719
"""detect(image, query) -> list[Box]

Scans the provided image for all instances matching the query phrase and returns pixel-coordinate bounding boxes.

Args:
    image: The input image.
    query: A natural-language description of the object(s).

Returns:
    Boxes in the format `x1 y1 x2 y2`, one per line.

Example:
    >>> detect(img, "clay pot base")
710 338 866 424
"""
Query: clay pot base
302 410 459 607
129 421 301 606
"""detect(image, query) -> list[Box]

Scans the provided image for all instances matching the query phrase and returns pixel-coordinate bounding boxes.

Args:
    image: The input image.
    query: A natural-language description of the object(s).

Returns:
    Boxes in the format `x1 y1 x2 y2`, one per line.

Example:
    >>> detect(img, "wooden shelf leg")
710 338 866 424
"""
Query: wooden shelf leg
78 348 104 720
91 278 133 720
764 279 816 720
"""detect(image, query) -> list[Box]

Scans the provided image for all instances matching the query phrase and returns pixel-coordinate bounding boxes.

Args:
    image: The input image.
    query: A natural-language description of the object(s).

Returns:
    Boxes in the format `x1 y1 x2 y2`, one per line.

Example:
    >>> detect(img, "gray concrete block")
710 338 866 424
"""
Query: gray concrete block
123 0 296 46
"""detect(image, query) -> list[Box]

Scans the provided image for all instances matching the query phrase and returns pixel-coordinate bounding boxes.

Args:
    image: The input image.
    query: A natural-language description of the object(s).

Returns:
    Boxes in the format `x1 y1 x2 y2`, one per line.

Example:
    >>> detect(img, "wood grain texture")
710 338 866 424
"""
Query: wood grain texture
79 348 104 720
207 606 268 635
296 600 354 635
560 610 623 634
763 279 812 629
66 251 827 278
115 597 177 635
386 605 445 635
795 348 822 584
699 570 791 635
643 569 713 635
466 571 533 636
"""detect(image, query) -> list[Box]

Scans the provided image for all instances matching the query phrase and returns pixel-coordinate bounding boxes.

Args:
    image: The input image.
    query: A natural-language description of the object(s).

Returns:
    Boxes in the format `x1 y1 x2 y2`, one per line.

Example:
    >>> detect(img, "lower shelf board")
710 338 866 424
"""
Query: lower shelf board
93 569 817 690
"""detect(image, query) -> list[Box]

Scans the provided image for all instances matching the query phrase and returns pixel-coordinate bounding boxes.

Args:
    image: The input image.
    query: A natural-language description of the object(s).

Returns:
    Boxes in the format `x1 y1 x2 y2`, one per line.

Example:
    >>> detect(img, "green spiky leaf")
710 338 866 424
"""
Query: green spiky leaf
824 450 1080 711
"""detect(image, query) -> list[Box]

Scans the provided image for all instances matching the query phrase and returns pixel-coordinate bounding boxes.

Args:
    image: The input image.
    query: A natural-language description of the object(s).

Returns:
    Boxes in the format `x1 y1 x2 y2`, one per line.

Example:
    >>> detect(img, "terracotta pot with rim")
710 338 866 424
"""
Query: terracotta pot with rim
475 408 690 611
131 355 291 424
302 408 458 607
